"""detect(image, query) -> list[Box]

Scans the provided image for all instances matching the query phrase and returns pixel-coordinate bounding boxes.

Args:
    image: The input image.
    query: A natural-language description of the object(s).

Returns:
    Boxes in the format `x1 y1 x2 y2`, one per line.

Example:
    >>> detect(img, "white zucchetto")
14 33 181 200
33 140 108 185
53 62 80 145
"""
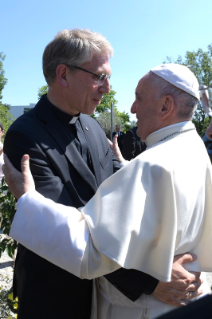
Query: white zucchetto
151 63 200 100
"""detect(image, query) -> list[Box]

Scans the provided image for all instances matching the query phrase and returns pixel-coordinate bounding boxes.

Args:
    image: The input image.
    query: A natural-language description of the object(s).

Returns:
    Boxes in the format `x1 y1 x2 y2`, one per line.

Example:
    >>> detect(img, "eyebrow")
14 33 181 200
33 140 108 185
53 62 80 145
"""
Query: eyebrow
95 66 111 76
98 69 111 76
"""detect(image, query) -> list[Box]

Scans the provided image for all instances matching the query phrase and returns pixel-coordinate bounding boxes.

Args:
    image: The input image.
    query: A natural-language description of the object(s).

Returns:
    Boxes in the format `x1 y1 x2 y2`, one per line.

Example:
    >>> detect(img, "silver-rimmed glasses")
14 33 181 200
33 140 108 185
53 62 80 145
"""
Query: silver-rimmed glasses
73 65 110 86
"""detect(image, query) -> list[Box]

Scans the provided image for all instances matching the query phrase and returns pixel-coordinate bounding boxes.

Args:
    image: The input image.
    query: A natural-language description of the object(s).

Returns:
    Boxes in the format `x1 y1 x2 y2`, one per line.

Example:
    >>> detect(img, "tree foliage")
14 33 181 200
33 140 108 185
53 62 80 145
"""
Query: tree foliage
96 111 122 139
0 179 17 259
0 53 7 102
0 104 14 134
95 87 118 113
165 44 212 136
0 53 14 133
94 86 130 134
0 179 18 317
38 85 48 99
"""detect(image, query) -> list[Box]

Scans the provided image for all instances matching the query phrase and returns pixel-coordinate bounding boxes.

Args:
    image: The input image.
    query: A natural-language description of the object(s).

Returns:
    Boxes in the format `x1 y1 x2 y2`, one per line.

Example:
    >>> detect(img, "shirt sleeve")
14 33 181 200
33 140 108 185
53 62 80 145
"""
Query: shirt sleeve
10 190 120 278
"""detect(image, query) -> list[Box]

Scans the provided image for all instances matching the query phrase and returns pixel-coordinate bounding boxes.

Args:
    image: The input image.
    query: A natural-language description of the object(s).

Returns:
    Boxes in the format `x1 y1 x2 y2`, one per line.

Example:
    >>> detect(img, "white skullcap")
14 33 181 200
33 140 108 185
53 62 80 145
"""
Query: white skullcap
151 64 200 101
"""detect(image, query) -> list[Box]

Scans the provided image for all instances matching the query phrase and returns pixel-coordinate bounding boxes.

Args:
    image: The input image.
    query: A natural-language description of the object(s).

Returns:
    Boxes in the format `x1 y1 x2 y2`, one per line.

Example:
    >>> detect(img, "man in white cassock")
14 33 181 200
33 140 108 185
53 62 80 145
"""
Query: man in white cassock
4 64 212 319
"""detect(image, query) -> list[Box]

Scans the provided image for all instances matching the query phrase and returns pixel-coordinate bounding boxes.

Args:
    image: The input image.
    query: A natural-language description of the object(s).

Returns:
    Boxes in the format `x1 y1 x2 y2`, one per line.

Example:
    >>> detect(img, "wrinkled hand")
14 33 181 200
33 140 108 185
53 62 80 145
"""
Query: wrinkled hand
108 134 125 163
3 154 35 199
153 253 203 307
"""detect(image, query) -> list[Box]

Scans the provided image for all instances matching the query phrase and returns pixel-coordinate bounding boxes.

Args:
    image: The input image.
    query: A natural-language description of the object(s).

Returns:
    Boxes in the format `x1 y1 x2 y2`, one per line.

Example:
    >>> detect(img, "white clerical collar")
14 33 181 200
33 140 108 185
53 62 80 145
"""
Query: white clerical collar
146 121 195 148
69 115 79 124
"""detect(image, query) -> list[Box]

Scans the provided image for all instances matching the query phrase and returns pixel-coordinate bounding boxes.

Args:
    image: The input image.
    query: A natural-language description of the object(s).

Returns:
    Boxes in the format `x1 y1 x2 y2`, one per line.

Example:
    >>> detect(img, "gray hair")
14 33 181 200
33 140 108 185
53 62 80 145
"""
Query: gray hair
149 72 198 120
43 28 113 85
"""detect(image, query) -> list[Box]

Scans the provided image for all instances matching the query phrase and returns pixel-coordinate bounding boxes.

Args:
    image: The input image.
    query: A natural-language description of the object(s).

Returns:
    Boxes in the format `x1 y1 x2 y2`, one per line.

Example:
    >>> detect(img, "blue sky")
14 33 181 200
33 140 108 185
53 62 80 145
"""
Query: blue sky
1 0 212 121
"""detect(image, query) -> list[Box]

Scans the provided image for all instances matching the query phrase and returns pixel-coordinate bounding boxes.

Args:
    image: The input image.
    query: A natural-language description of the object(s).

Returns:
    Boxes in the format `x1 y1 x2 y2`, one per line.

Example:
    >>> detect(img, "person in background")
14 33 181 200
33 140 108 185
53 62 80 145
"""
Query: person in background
206 119 212 140
199 85 212 162
202 131 212 163
122 126 146 160
112 124 125 152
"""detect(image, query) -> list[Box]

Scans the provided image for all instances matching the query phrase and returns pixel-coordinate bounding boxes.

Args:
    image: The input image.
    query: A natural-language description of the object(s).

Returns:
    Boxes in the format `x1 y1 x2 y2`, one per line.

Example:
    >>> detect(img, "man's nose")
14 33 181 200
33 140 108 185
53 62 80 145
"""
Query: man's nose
206 120 212 140
131 102 137 114
99 78 110 94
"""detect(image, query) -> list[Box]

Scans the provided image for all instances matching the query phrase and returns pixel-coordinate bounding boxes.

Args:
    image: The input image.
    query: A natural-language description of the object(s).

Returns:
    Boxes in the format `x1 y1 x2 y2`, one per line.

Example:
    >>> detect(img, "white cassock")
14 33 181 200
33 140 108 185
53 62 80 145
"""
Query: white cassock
10 121 212 319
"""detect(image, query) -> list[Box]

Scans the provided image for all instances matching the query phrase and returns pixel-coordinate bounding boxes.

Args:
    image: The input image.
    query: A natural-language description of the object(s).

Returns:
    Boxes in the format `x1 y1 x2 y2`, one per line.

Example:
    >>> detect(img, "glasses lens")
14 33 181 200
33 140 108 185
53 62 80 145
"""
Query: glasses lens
98 74 110 86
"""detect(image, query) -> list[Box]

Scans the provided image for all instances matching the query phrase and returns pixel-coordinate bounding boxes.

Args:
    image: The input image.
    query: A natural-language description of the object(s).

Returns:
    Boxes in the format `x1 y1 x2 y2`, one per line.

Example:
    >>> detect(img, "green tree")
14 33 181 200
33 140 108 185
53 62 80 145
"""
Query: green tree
97 111 123 139
0 104 14 133
115 110 130 131
0 53 14 133
94 86 130 133
129 120 137 128
95 87 118 113
165 44 212 136
0 53 7 102
38 85 48 99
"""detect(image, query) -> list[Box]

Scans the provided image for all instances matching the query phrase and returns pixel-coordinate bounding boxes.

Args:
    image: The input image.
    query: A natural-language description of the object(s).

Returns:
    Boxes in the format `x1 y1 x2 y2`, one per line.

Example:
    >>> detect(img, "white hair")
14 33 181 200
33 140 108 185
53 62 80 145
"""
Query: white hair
149 72 198 119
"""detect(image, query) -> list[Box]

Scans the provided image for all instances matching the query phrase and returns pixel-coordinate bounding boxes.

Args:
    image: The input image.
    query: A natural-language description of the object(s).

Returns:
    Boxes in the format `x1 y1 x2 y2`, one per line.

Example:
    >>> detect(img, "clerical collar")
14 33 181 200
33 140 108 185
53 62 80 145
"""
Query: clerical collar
69 116 79 124
146 121 195 148
44 94 80 124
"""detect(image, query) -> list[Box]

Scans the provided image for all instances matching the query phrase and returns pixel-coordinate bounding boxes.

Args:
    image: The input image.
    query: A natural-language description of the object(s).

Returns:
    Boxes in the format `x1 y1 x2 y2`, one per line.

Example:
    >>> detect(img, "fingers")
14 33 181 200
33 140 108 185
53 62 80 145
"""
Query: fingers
187 271 202 284
107 138 112 146
180 288 203 306
174 252 197 264
154 282 204 307
185 277 203 291
3 154 14 172
21 154 30 174
113 134 118 144
2 154 17 185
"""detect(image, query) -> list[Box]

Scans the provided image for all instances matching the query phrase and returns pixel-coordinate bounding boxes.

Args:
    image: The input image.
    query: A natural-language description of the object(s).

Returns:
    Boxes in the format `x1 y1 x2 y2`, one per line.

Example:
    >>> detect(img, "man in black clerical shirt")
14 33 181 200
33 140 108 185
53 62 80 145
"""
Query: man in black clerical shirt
112 124 125 153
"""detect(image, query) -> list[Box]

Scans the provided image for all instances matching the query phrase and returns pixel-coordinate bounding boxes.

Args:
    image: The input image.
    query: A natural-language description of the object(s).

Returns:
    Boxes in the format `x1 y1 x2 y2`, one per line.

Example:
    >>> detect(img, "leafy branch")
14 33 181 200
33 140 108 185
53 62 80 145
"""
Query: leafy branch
0 179 17 259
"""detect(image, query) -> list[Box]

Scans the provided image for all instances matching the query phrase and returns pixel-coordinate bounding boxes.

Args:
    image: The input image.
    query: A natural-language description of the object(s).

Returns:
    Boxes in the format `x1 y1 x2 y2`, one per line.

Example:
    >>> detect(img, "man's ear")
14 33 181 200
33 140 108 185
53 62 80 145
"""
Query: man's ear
55 64 69 87
160 95 175 120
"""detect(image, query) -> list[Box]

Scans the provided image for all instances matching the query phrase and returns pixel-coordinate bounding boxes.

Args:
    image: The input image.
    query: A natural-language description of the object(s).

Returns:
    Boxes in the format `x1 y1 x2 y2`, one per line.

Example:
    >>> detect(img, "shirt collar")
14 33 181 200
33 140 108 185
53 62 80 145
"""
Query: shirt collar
44 94 80 124
146 121 195 148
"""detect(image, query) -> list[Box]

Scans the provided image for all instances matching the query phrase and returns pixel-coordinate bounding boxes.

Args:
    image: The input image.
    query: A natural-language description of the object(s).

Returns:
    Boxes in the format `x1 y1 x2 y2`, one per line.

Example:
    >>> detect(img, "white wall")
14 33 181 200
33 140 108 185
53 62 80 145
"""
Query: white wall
9 103 36 119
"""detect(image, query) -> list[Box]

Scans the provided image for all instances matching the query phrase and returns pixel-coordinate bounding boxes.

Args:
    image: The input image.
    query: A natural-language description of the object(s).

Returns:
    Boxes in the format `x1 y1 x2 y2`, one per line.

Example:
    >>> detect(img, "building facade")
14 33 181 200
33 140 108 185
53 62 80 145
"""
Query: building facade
10 103 36 119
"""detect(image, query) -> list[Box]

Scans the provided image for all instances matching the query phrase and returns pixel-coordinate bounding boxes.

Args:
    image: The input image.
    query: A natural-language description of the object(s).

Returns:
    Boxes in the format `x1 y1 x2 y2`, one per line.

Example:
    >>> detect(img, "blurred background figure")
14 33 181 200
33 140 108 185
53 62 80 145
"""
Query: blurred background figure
0 122 5 184
199 85 212 117
206 119 212 140
203 118 212 163
122 126 146 160
112 124 125 153
200 85 212 162
202 132 212 162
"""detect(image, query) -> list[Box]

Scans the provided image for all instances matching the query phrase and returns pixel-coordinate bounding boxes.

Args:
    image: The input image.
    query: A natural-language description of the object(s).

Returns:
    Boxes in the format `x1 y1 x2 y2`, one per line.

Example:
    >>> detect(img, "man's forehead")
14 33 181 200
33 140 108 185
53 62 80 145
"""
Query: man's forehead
136 73 150 93
83 54 111 73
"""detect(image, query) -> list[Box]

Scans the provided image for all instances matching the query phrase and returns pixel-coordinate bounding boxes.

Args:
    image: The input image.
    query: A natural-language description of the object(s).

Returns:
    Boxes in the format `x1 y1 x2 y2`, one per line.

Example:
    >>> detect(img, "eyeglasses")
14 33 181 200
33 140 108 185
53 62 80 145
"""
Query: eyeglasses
73 66 110 86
